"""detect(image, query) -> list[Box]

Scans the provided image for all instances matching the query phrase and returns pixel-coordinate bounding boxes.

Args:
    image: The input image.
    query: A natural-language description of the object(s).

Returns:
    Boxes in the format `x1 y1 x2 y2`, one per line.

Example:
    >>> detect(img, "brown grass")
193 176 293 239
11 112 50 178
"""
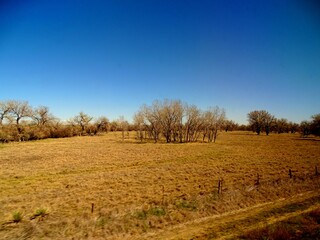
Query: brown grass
0 132 319 239
240 208 320 239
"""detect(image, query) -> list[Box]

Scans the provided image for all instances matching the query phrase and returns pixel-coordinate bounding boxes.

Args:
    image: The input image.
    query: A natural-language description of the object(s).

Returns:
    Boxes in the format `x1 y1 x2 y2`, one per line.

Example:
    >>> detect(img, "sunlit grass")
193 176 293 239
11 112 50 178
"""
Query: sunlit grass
0 132 319 238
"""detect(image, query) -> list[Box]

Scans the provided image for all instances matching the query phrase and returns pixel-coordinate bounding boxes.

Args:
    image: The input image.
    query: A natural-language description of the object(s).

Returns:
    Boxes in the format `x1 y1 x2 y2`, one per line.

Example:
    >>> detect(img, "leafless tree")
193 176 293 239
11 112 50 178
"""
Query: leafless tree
8 100 33 136
32 106 55 127
0 101 11 125
300 120 311 137
275 118 289 134
288 121 299 134
248 110 274 135
212 106 226 143
184 104 202 142
158 99 184 143
93 116 109 135
72 112 93 135
133 111 145 142
202 106 226 143
117 116 129 140
142 103 162 143
223 120 238 132
261 111 274 135
310 113 320 136
248 110 263 135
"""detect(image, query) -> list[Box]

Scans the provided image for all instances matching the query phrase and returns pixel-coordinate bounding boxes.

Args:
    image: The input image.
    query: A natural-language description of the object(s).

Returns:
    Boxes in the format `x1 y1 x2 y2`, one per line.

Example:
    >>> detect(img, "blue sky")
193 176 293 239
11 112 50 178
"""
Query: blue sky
1 0 319 124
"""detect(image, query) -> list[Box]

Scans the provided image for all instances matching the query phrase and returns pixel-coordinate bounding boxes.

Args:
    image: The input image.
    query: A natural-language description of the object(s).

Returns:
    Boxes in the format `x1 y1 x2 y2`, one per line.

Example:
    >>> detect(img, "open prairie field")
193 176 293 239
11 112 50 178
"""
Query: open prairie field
0 132 320 239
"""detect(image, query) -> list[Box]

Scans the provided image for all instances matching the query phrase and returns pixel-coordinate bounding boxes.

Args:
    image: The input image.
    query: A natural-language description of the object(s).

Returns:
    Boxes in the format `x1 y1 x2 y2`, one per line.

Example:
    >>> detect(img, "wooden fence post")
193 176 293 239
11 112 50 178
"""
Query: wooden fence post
162 185 165 205
91 203 94 213
255 173 260 186
217 178 223 194
289 169 292 179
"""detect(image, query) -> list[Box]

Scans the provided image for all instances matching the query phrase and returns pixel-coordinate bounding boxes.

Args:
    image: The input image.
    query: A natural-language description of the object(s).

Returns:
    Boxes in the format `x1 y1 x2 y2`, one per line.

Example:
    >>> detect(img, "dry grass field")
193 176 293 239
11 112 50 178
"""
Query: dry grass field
0 131 319 239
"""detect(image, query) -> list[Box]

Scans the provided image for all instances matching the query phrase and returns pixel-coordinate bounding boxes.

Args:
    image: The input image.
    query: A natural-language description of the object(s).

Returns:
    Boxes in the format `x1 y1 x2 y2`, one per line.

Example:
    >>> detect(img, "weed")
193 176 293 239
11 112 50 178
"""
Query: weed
12 211 23 223
34 207 48 217
176 200 197 211
133 207 166 219
133 210 148 220
96 217 108 227
148 207 166 216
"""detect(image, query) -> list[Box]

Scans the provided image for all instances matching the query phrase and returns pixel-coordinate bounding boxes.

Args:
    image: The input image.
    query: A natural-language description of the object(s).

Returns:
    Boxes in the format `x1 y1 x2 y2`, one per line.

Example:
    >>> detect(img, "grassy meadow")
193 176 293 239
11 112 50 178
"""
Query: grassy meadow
0 131 319 239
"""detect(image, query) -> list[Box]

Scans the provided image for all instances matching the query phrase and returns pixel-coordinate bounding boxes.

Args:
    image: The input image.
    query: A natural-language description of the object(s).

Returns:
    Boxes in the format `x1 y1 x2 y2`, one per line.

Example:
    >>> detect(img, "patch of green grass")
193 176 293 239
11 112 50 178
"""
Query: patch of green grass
133 206 166 219
34 207 48 217
95 217 108 227
12 211 23 223
148 207 166 216
133 210 148 220
176 200 197 211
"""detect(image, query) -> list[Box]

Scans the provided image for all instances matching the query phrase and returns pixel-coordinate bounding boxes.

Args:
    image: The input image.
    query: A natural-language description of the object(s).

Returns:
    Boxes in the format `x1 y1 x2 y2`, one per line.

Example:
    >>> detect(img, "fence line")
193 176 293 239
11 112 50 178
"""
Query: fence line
213 165 320 195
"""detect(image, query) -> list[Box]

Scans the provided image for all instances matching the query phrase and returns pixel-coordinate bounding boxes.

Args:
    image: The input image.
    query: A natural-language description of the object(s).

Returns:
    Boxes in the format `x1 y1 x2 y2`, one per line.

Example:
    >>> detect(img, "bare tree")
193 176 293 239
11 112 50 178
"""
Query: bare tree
184 104 202 142
142 103 162 143
158 99 184 143
32 106 55 127
0 101 11 125
310 113 320 136
212 106 226 143
300 120 311 137
248 110 263 135
172 100 184 143
8 100 33 136
248 110 274 135
275 118 289 134
203 106 226 143
261 111 274 135
223 120 238 132
93 116 109 135
117 116 129 140
72 112 93 135
288 121 299 134
133 111 145 142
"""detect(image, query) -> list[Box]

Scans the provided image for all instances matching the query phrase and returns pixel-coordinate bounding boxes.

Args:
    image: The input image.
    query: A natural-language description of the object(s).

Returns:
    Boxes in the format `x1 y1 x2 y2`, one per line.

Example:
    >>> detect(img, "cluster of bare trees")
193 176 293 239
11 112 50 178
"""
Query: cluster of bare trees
0 100 110 142
133 99 226 143
247 110 319 136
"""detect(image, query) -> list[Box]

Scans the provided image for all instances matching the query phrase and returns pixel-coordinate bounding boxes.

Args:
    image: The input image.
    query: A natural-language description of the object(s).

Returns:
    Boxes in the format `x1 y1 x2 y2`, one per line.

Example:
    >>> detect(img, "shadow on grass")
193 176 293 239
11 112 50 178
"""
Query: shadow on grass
239 208 320 240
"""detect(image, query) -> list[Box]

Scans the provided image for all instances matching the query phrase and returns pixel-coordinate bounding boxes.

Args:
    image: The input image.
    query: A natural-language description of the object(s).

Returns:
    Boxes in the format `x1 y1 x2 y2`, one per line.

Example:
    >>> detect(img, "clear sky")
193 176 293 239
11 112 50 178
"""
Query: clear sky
1 0 319 124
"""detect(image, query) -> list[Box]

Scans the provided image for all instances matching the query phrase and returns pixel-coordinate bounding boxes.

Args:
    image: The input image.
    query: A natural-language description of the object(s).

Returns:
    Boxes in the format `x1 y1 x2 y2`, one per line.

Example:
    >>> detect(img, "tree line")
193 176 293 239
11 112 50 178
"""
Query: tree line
0 99 319 143
247 110 320 137
0 100 110 142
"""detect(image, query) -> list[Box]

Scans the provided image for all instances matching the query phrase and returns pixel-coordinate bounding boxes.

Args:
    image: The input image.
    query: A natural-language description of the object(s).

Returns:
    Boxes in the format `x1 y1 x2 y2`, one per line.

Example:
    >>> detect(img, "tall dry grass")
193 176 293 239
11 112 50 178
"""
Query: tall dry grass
0 132 319 239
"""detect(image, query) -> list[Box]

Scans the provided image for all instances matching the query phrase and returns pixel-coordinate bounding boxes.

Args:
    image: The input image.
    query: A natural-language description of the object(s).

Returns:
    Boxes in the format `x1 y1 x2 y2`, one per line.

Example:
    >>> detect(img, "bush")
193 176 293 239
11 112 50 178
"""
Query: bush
34 207 48 217
12 211 23 223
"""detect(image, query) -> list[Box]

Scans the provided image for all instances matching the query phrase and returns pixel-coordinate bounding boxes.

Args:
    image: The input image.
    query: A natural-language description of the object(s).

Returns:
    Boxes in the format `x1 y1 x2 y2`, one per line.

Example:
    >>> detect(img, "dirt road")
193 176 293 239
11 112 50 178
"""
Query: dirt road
138 191 320 240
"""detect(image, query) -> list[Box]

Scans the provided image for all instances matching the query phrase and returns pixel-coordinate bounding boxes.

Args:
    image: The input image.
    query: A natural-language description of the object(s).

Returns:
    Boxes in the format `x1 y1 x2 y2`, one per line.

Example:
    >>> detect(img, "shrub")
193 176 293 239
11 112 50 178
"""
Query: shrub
12 211 23 223
34 207 48 217
148 207 166 217
175 200 197 211
133 210 148 220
